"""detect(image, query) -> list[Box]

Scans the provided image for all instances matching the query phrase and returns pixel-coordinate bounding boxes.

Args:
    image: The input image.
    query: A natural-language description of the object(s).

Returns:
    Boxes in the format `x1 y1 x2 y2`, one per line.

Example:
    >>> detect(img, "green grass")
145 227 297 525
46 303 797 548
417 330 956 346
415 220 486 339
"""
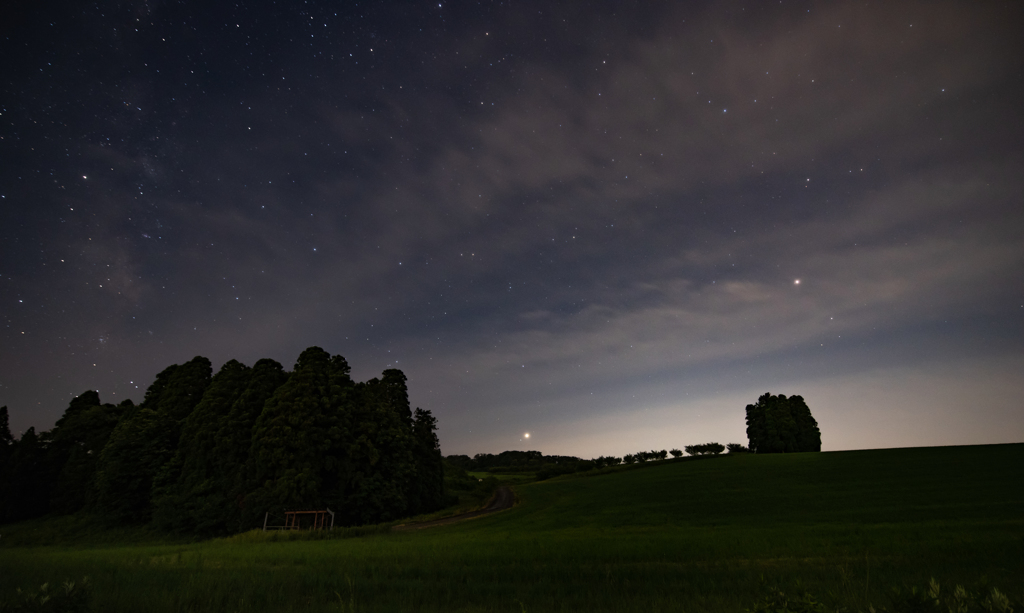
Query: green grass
2 444 1022 612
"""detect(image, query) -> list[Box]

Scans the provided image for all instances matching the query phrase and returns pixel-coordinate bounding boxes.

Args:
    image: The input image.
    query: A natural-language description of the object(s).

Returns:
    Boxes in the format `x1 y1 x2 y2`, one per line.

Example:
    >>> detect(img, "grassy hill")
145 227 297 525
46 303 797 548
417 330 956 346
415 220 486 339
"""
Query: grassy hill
2 444 1022 612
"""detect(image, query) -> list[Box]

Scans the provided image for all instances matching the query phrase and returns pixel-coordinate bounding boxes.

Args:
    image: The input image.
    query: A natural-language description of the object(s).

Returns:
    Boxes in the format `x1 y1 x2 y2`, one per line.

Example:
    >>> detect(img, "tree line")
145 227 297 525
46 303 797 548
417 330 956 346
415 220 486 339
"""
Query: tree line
445 450 582 473
0 347 445 536
446 443 755 482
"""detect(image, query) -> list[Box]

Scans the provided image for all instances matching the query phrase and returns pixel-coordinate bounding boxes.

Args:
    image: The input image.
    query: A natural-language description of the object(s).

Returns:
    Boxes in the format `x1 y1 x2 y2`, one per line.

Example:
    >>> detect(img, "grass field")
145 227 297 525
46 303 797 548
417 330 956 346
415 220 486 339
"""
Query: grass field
1 444 1022 612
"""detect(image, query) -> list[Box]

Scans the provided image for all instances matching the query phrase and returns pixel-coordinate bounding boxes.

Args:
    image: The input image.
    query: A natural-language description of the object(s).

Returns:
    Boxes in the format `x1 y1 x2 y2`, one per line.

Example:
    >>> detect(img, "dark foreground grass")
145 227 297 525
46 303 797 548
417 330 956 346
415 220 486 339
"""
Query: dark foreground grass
1 444 1021 612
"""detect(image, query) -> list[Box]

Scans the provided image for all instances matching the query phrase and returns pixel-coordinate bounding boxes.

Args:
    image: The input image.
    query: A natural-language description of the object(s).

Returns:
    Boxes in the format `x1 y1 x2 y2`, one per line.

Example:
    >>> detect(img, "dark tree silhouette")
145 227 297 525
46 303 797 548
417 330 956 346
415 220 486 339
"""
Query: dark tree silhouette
219 358 289 532
246 348 354 524
2 348 446 534
0 407 11 522
343 372 416 525
48 392 130 514
685 442 725 456
3 427 49 522
152 360 254 534
94 356 212 523
408 407 445 515
745 393 821 453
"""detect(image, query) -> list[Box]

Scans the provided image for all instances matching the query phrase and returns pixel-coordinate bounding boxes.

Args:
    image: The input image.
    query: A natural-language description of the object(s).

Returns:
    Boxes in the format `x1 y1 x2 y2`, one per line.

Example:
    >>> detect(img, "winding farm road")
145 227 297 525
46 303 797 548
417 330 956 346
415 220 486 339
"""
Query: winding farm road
392 486 515 531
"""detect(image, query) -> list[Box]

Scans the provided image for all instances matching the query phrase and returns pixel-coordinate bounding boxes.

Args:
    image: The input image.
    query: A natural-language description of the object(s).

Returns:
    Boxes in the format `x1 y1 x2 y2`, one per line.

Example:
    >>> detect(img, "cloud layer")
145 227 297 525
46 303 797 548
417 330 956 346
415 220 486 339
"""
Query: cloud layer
2 1 1022 455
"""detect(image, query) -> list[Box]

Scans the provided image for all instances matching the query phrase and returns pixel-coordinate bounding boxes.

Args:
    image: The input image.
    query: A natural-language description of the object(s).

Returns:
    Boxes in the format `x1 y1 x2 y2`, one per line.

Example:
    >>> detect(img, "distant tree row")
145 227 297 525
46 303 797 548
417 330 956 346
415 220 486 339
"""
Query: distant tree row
685 443 725 456
446 450 581 473
0 347 445 536
443 443 755 483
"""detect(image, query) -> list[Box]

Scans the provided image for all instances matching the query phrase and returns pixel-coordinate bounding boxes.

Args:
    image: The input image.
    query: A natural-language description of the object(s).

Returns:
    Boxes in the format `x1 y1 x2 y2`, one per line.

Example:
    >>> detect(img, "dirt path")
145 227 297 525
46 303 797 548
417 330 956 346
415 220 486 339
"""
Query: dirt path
392 486 515 531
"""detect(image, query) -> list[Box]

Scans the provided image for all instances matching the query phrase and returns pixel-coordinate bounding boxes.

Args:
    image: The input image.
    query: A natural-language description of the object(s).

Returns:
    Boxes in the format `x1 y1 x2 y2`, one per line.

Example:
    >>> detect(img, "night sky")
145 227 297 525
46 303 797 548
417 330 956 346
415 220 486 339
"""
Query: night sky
2 1 1022 457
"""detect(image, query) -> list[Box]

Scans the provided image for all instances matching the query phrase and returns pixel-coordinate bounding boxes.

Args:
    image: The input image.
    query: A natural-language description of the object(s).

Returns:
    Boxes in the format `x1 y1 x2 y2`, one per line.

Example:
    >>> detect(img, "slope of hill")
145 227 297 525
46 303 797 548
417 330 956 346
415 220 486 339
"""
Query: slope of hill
2 444 1022 612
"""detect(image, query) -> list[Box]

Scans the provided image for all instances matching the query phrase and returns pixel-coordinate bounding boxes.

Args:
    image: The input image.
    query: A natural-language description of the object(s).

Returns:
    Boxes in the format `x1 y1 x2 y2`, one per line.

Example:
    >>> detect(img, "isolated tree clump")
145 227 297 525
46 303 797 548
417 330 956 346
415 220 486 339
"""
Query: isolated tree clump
745 393 821 454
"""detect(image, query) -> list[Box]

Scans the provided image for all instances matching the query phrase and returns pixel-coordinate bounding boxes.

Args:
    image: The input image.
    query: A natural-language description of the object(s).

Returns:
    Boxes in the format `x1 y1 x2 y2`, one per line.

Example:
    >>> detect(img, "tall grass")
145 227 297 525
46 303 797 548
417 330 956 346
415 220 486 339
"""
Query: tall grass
2 444 1021 612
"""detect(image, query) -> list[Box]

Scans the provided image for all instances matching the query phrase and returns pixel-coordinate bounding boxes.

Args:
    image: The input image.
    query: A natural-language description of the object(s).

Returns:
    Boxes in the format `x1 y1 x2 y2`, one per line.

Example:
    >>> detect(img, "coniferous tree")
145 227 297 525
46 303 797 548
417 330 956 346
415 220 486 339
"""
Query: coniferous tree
49 393 130 514
343 372 416 524
94 356 211 523
4 427 50 522
246 348 351 525
0 409 16 522
408 407 445 515
93 406 166 523
153 358 290 535
152 360 252 533
219 358 289 532
0 407 14 522
46 392 103 508
0 406 12 450
315 354 358 519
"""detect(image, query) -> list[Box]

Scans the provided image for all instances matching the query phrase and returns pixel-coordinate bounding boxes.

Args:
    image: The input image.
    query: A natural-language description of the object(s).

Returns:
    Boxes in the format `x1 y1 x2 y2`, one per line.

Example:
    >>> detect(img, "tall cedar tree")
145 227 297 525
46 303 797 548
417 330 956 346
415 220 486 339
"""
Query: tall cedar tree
152 360 253 533
93 356 211 523
246 348 352 526
3 427 49 522
343 371 417 525
745 393 822 453
409 407 446 514
218 358 289 533
0 407 19 522
48 392 131 514
153 358 289 535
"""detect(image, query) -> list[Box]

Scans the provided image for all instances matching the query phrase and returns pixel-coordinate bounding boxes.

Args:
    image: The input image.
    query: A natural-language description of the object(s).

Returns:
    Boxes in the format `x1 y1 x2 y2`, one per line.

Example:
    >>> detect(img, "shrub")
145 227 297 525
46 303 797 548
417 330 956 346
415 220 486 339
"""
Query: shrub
669 449 683 458
877 578 1017 613
727 443 750 453
0 577 91 613
747 578 1021 613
